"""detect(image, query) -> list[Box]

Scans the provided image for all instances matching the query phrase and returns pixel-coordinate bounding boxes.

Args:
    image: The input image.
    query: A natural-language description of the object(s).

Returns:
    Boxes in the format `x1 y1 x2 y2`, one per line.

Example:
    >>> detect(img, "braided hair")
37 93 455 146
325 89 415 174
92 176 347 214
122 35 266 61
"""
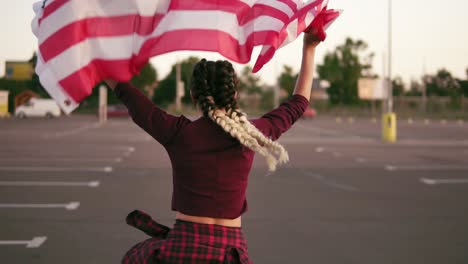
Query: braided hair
191 59 289 171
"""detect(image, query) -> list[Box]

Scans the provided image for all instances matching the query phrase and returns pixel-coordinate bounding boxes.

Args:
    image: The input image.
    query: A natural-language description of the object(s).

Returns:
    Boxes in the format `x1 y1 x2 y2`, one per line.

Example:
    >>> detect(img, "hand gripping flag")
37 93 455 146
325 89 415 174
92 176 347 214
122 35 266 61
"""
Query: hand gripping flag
32 0 340 114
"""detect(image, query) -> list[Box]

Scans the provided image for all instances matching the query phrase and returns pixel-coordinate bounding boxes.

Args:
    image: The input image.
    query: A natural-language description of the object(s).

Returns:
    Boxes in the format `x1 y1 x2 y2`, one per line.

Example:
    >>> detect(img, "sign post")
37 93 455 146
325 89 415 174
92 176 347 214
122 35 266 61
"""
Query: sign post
99 85 107 123
175 63 185 112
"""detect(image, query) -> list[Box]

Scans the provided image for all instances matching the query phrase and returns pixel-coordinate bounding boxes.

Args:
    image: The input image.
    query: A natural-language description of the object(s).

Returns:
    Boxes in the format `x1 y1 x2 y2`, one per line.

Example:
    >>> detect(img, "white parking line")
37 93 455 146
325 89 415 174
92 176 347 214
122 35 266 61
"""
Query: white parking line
42 123 101 138
315 147 325 153
386 165 468 171
303 171 359 192
0 181 100 187
0 157 118 162
355 158 367 163
421 178 468 185
0 237 47 248
0 166 113 173
0 202 80 210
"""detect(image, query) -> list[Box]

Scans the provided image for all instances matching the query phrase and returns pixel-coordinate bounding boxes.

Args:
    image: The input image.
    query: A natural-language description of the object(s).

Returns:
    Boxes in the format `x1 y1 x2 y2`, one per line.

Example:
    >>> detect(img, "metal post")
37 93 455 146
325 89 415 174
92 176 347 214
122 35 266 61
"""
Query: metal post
175 63 182 112
421 58 427 113
99 85 107 123
387 0 393 113
382 0 397 142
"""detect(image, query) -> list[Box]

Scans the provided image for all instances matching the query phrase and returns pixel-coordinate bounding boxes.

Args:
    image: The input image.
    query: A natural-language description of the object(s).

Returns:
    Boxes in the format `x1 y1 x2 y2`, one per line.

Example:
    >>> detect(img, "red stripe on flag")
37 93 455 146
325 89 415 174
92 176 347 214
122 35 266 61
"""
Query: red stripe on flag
170 0 250 13
136 29 277 67
279 0 298 12
59 59 135 102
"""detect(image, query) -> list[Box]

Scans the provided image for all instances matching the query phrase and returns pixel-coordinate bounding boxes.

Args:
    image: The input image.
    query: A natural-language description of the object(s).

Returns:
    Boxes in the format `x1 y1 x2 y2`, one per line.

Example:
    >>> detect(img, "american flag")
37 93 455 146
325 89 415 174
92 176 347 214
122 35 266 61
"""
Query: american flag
32 0 340 114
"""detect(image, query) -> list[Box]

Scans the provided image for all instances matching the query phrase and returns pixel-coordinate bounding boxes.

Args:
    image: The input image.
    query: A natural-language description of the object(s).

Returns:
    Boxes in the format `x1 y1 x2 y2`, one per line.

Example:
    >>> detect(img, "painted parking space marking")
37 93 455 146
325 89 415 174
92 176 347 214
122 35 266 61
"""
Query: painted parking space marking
0 157 119 162
0 202 80 210
355 157 367 163
421 178 468 185
386 165 468 171
42 123 101 138
0 237 47 248
0 166 113 173
303 171 359 192
0 181 100 187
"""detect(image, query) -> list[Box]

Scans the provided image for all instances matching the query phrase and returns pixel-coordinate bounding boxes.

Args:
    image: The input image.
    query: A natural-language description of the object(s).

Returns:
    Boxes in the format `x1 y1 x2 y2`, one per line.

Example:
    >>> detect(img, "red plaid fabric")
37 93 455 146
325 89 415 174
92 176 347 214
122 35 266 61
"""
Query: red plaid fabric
122 210 252 264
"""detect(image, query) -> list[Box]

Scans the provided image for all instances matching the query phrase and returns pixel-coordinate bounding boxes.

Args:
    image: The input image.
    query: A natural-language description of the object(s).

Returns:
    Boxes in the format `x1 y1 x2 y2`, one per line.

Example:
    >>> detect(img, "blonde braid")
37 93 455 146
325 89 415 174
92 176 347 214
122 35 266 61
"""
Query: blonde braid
230 109 289 165
208 108 279 171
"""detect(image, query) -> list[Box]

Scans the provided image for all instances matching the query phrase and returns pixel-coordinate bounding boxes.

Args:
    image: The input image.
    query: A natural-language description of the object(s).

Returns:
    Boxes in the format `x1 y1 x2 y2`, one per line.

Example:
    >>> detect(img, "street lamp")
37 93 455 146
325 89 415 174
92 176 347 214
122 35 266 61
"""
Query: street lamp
387 0 393 113
382 0 397 142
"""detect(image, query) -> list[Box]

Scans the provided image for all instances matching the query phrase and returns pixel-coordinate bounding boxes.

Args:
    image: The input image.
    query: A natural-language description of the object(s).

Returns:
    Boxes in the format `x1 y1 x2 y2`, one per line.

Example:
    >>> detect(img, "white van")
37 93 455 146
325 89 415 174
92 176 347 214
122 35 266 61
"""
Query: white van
15 98 61 118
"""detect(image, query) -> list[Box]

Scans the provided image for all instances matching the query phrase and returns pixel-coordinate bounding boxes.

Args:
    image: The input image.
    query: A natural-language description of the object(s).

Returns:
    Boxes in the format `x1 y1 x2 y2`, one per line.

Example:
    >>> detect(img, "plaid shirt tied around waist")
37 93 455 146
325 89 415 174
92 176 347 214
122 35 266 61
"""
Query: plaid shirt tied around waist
122 210 252 264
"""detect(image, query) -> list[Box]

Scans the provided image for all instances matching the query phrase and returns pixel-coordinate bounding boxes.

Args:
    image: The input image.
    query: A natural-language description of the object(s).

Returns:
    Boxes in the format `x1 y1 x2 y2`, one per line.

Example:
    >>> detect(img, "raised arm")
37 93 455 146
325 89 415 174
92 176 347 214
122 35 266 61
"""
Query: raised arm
251 33 321 140
293 33 321 100
104 79 190 146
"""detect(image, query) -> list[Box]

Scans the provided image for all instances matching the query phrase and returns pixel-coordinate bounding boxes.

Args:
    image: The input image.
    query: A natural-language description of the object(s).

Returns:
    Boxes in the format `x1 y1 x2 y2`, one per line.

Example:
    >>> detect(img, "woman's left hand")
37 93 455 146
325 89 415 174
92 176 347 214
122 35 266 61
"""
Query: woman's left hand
104 79 118 90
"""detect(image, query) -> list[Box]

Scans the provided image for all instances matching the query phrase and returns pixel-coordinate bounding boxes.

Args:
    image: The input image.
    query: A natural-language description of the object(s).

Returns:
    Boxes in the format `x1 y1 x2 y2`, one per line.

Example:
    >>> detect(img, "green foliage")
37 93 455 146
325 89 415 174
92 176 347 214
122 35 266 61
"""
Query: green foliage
425 69 462 99
238 66 262 95
459 80 468 97
392 76 405 96
153 57 200 106
278 65 297 98
405 80 422 96
260 88 275 110
317 38 374 105
130 62 158 95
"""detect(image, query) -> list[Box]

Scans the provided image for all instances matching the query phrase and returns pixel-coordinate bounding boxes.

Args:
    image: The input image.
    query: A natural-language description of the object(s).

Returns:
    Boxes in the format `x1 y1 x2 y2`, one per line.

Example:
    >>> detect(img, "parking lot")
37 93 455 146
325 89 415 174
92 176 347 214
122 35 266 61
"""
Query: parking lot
0 115 467 263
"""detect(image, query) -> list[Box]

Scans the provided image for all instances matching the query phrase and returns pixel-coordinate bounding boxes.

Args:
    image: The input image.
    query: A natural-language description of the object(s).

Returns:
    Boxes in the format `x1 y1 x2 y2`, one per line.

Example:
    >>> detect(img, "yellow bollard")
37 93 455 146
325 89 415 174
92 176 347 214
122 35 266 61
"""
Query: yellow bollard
0 91 9 118
382 112 397 143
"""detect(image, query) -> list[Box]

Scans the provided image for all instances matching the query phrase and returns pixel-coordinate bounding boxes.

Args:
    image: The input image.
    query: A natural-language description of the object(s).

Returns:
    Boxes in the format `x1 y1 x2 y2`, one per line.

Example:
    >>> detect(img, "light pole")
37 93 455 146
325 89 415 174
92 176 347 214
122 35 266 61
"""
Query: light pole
382 0 397 142
387 0 393 113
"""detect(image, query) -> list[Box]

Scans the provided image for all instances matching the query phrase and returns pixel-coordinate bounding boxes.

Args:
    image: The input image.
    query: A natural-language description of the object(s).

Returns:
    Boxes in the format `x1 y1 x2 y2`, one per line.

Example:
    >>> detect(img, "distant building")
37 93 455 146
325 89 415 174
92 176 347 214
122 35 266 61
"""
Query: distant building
4 61 33 80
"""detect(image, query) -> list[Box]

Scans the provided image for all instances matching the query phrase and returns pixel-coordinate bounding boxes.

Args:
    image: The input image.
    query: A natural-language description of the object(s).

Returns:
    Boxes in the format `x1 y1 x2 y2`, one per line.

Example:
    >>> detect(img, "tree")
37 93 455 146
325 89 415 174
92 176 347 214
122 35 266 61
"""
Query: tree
153 57 200 106
28 52 49 98
238 66 262 95
425 69 461 99
405 80 422 96
460 67 468 97
317 38 374 105
131 62 158 95
277 65 297 98
392 76 405 97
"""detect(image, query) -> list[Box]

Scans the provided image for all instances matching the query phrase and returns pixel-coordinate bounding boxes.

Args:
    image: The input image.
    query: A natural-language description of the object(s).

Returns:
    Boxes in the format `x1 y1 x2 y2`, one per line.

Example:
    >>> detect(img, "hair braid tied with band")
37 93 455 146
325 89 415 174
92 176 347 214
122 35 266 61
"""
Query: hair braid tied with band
191 59 289 171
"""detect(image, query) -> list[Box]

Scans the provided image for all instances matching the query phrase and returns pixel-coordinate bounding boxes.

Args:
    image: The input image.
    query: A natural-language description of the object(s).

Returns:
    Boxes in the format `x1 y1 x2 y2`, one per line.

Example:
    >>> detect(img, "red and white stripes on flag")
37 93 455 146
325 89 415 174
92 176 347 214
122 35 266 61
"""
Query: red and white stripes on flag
32 0 340 114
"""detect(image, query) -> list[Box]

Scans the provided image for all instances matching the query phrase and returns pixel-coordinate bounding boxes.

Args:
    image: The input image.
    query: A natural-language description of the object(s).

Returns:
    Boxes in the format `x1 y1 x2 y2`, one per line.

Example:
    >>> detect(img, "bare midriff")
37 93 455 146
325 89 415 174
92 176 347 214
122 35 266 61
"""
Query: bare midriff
176 212 241 227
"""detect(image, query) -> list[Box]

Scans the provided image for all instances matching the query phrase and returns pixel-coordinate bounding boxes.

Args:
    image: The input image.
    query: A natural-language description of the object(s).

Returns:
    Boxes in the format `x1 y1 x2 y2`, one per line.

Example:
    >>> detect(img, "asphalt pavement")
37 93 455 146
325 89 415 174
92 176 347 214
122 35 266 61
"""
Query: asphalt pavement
0 115 467 264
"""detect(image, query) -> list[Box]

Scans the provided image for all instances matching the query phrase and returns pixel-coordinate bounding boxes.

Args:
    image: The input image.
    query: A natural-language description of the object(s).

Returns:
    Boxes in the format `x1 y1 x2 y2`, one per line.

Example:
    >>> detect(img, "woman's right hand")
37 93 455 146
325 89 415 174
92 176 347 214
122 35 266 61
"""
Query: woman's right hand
104 79 118 90
303 29 322 50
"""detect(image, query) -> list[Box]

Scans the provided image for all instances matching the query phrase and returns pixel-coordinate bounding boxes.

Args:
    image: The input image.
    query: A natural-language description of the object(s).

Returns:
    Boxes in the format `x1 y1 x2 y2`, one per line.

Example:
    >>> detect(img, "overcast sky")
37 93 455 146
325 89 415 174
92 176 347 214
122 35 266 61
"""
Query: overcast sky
1 0 467 86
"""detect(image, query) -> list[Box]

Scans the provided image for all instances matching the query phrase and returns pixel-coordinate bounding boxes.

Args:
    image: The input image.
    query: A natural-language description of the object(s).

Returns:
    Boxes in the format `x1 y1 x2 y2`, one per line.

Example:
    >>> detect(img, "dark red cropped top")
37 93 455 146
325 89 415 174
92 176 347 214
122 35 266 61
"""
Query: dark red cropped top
114 82 309 219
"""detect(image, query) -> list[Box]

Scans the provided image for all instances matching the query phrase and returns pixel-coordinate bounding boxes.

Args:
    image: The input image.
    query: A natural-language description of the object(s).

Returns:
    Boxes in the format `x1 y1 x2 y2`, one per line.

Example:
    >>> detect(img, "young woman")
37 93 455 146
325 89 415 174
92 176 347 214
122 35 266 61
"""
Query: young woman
105 32 321 264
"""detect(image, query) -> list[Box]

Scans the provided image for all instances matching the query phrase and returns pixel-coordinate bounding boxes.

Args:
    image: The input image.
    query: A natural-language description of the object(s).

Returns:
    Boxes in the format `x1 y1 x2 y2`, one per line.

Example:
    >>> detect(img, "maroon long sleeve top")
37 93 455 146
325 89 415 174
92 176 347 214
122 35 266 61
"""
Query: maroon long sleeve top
114 82 309 219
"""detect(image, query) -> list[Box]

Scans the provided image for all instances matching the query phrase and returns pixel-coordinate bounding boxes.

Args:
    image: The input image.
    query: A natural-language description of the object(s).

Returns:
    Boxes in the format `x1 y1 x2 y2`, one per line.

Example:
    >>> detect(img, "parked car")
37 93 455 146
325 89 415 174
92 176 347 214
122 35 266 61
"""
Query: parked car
15 98 61 118
107 104 129 117
302 107 317 119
